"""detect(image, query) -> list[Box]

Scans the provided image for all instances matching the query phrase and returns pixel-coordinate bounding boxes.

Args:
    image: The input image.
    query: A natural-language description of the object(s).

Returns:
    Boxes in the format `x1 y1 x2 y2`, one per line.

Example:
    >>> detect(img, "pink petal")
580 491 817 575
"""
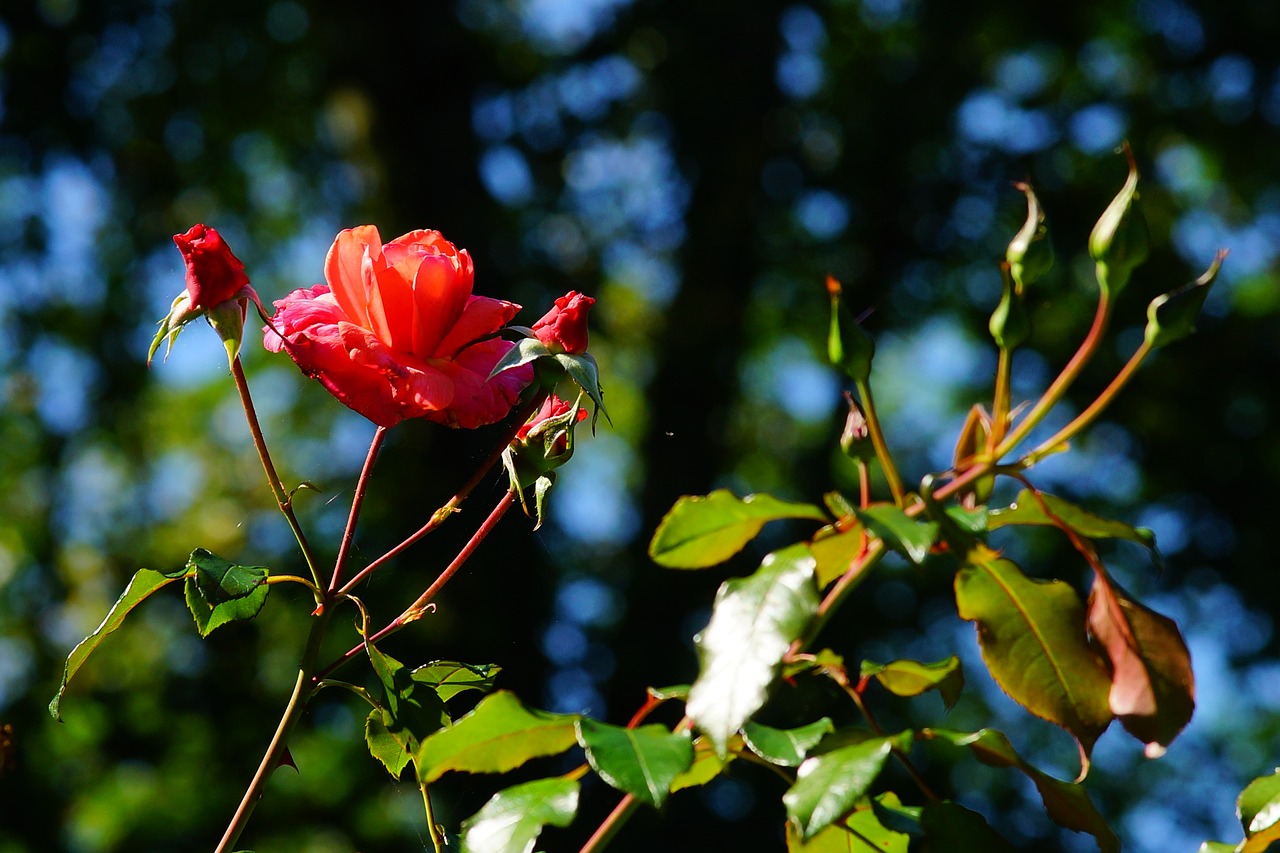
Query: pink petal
410 253 471 357
433 295 522 358
324 225 383 330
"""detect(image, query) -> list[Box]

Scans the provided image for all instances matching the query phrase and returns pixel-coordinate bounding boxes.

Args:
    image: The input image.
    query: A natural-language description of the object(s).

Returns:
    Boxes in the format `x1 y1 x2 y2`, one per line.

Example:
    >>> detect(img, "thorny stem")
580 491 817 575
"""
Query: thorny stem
337 390 548 595
328 426 388 594
215 606 333 853
854 378 906 505
231 356 323 592
995 293 1113 459
1025 339 1153 464
313 490 518 687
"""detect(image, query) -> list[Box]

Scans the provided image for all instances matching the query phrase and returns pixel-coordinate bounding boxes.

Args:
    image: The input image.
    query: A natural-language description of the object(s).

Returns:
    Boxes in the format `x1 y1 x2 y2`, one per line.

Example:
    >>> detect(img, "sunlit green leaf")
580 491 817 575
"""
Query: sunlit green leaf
49 568 185 720
1239 770 1280 836
646 684 690 702
412 661 502 702
1196 843 1236 853
576 719 693 808
1087 573 1193 755
417 691 578 784
460 777 579 853
649 490 826 569
687 544 820 755
783 732 908 839
923 728 1118 852
669 734 740 793
860 657 965 710
186 548 268 603
365 706 412 778
854 504 938 564
742 718 834 767
988 490 1158 556
920 801 1017 852
785 796 911 852
810 522 866 588
954 546 1112 760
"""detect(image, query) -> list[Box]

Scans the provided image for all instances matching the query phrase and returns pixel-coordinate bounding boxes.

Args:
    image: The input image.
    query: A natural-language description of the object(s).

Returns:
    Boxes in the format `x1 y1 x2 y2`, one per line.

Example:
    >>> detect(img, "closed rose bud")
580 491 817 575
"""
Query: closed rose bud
174 224 252 310
532 291 595 354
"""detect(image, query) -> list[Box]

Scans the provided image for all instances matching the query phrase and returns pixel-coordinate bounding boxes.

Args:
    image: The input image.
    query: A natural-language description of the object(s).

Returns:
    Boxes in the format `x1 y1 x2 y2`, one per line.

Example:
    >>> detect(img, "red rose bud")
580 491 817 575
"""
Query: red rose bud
532 291 595 354
150 224 259 368
174 224 252 310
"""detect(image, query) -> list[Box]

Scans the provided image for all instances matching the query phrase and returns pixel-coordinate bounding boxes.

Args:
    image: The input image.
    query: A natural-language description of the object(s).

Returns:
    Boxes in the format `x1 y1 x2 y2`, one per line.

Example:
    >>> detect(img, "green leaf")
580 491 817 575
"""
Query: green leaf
646 684 690 702
182 549 271 638
49 568 184 720
1240 770 1280 836
920 801 1017 852
860 657 965 710
554 351 609 426
987 490 1159 558
412 661 502 702
365 706 413 778
649 490 827 569
575 719 693 808
184 577 270 638
783 732 908 839
1087 573 1193 755
786 796 911 852
954 546 1112 760
854 504 939 565
186 548 268 603
460 777 579 853
1197 844 1237 853
1145 249 1227 348
923 728 1118 853
361 643 449 777
742 718 834 767
417 691 579 784
669 735 740 793
810 522 866 589
687 544 820 755
488 336 551 380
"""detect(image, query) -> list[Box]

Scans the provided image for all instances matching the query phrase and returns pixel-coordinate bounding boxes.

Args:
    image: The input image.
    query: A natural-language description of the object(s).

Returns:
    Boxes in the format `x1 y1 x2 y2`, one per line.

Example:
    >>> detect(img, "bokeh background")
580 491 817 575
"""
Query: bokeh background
3 0 1280 850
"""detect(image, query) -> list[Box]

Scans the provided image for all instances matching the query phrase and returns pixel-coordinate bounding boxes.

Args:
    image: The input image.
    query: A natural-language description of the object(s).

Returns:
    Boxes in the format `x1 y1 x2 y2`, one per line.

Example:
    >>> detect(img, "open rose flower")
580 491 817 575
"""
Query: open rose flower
263 226 532 428
532 291 595 354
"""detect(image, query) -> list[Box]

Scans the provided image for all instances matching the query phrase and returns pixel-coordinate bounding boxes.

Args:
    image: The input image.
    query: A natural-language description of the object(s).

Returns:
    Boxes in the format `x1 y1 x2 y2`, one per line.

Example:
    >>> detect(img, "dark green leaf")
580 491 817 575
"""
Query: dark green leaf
49 568 184 720
1087 573 1193 755
742 718 834 767
784 732 909 839
417 691 578 784
184 576 269 638
954 546 1112 760
854 505 938 565
687 544 820 755
362 642 448 775
186 548 268 603
554 351 609 425
575 719 693 808
923 728 1118 852
860 657 965 710
649 490 826 569
988 489 1158 556
920 801 1017 852
412 661 502 703
460 777 579 853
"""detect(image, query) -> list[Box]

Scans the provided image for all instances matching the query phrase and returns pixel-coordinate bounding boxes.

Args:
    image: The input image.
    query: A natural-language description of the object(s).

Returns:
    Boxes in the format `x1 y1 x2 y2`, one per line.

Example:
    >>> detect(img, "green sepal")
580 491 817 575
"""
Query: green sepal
1089 144 1149 298
989 263 1031 351
206 298 247 369
827 277 875 384
554 351 609 428
488 336 551 380
1006 181 1054 290
1145 249 1228 348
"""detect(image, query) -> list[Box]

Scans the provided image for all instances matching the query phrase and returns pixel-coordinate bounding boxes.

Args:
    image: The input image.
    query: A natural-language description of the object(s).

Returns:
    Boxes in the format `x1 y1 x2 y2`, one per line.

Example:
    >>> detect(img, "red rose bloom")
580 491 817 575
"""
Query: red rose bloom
174 224 252 310
263 226 531 428
532 291 595 354
516 395 589 454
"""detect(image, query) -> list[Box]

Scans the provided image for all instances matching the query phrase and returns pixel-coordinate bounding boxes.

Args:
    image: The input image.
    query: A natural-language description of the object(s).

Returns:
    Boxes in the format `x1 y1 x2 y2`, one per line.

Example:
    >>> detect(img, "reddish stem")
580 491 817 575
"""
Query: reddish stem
329 426 388 594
